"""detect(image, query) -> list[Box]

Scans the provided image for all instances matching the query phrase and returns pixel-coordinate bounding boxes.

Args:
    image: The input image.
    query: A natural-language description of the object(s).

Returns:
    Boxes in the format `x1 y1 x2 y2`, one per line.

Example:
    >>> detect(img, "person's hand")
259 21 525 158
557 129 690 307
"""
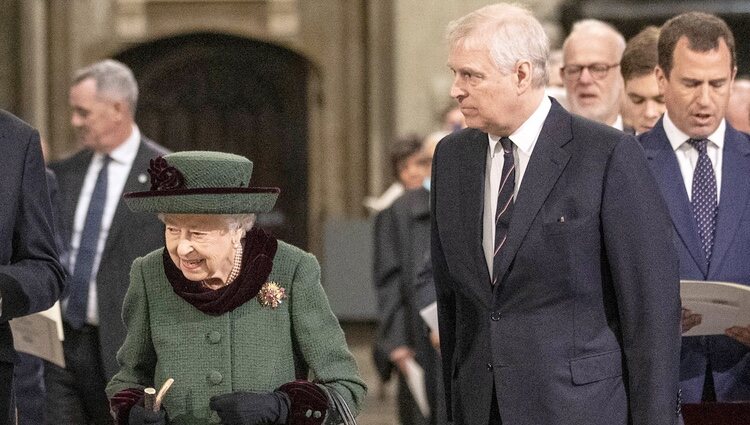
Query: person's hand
726 325 750 347
681 308 702 334
389 346 414 375
128 404 167 425
429 331 440 351
210 391 290 425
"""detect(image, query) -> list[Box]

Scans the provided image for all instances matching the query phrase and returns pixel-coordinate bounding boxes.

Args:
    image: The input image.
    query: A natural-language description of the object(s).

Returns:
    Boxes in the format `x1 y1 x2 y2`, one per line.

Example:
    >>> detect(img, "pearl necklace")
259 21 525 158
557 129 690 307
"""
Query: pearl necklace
201 243 243 289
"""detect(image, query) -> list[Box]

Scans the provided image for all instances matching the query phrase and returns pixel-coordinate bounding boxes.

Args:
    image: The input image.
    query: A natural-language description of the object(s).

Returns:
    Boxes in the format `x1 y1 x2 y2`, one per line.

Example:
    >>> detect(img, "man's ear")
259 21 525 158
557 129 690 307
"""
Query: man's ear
655 66 668 92
111 99 130 121
515 60 533 93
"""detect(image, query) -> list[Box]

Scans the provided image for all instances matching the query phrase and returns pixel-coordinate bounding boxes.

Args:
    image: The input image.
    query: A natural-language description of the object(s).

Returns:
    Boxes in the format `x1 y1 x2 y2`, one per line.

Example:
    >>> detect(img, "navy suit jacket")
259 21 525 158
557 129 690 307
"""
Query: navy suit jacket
639 118 750 402
431 99 681 425
49 137 168 379
0 110 66 362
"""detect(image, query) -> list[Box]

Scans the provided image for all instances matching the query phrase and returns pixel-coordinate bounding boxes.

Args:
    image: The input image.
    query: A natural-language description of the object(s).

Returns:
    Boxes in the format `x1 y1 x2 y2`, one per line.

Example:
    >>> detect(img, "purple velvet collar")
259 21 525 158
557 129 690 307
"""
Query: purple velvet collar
163 227 278 315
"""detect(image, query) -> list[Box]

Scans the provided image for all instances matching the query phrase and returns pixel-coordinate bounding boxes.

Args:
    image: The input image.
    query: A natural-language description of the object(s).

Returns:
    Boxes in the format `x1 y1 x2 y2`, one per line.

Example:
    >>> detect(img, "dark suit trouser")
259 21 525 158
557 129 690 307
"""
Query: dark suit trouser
13 352 44 425
489 385 501 425
44 324 112 425
0 361 15 425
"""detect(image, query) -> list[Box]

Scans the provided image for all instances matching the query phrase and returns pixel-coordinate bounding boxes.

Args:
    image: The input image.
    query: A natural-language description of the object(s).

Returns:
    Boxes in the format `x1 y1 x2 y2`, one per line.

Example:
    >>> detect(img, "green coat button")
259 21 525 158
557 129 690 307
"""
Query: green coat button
208 331 221 344
208 371 223 385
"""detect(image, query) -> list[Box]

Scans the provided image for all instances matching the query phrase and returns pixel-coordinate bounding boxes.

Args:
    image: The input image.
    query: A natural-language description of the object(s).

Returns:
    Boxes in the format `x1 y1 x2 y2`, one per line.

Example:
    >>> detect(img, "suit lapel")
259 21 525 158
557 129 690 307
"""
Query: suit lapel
494 100 571 283
101 139 155 260
60 152 94 245
642 121 708 276
709 126 750 277
458 130 492 288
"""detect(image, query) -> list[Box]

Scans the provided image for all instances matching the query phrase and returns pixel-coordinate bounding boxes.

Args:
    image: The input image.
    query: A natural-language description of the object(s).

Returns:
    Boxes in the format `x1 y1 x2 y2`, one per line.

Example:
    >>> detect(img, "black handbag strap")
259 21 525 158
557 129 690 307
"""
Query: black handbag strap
318 385 357 425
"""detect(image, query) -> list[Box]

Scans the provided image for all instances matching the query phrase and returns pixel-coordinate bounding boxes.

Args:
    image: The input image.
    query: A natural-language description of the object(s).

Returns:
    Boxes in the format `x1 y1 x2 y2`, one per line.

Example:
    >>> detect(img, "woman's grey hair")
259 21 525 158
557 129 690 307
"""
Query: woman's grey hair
446 3 549 88
157 214 257 234
223 214 257 233
73 59 139 117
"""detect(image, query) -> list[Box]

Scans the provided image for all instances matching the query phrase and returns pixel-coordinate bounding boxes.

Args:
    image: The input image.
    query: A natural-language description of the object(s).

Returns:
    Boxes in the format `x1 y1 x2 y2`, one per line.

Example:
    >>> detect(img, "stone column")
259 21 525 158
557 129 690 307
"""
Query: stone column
0 0 20 113
297 0 370 248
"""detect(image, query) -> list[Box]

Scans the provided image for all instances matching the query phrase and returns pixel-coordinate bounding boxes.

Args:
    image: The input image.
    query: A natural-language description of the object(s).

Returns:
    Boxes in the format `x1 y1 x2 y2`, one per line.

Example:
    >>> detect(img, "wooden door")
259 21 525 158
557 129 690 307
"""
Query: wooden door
116 33 311 249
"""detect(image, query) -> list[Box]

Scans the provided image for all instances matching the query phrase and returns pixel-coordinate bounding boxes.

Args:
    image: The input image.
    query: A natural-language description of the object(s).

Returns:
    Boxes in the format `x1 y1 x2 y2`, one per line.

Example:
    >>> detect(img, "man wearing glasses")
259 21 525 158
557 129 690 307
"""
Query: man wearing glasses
561 19 629 132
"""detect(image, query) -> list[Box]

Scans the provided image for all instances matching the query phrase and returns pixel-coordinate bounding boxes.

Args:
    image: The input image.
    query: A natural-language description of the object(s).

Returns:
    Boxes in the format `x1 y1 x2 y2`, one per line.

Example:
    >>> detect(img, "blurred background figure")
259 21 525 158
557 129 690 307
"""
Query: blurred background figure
439 105 466 133
46 59 168 425
372 133 433 425
364 135 428 214
562 19 628 130
620 26 665 135
726 77 750 133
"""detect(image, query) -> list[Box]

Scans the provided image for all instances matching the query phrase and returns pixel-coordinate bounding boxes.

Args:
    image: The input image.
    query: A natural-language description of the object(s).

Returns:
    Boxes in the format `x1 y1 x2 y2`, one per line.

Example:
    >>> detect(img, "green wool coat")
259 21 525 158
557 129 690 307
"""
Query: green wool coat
106 241 366 424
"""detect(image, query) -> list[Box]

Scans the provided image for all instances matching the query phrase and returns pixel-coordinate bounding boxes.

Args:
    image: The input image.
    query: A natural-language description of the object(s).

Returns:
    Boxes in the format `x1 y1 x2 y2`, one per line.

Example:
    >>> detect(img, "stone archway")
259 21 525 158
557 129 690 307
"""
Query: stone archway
115 32 312 249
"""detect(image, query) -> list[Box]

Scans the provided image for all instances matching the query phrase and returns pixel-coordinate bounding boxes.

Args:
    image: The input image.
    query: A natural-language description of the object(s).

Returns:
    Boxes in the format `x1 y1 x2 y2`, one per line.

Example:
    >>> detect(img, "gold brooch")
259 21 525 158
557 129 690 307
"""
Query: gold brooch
258 281 287 309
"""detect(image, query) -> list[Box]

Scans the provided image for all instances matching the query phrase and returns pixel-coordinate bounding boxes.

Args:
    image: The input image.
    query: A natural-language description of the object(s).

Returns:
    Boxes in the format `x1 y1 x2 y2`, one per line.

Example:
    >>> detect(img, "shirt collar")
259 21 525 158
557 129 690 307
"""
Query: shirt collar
97 125 141 165
611 115 624 131
663 112 725 151
488 95 552 156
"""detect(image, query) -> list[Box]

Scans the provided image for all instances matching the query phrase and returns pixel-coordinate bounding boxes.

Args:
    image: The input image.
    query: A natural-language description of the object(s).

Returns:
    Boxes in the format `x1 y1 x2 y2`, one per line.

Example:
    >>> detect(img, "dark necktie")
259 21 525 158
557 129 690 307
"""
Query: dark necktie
65 155 110 329
688 139 717 264
492 137 515 286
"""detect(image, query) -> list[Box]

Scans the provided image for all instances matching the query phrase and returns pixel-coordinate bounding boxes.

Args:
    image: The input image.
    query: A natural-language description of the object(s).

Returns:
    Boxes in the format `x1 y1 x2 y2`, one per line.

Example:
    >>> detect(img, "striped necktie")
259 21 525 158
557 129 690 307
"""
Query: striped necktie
492 137 515 286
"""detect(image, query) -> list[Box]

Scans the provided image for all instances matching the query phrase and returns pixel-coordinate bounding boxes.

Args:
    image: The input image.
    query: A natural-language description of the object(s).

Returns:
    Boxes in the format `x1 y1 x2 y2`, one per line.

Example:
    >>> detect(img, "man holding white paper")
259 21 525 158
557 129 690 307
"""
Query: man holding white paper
639 11 750 402
0 110 66 425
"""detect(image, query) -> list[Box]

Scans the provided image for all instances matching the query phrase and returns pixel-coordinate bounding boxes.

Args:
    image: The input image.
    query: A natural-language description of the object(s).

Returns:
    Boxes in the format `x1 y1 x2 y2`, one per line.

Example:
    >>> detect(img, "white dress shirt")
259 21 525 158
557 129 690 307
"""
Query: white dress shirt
611 115 624 131
483 96 552 277
662 112 724 203
68 125 141 325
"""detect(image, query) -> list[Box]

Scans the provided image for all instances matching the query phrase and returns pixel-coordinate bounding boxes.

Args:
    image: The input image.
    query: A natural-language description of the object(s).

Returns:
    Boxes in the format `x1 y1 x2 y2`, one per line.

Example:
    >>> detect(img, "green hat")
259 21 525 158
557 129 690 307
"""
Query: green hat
124 151 279 214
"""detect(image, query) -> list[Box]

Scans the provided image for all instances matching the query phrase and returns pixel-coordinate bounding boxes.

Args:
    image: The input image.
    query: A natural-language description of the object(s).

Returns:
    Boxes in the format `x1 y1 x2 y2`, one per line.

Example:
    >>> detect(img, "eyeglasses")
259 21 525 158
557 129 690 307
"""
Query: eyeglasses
561 63 620 81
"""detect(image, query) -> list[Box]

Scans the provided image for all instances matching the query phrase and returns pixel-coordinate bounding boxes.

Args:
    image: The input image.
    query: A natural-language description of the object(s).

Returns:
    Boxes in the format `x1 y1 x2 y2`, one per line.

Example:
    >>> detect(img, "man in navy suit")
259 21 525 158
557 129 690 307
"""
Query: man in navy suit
431 4 681 424
0 110 66 425
639 11 750 402
46 60 168 424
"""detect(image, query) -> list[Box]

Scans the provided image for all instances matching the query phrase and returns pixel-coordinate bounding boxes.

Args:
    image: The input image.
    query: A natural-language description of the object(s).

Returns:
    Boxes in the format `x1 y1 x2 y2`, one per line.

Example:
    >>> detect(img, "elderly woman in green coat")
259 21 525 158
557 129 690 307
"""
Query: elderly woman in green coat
106 151 366 425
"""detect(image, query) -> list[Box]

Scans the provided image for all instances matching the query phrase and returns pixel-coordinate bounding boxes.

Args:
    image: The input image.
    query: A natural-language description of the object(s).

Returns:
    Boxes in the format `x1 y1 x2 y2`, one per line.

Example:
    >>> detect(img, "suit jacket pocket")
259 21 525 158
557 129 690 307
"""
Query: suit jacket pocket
542 213 598 236
570 349 622 385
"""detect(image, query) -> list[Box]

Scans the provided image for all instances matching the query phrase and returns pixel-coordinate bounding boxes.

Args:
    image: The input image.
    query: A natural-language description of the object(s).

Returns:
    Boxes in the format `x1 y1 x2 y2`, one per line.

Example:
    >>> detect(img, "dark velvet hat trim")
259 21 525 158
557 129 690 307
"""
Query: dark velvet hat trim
163 227 278 315
125 187 280 199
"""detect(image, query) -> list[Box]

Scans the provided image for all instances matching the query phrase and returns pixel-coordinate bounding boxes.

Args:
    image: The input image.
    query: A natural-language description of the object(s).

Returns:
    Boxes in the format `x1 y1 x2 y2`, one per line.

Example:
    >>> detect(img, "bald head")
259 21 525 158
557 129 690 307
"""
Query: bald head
562 20 626 126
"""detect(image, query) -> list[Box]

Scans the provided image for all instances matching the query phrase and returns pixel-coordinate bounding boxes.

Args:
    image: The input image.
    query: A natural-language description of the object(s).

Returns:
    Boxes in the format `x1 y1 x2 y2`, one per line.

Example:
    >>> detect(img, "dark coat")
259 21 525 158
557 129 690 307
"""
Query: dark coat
0 110 65 421
639 118 750 402
431 99 681 425
49 137 168 379
373 187 432 368
0 110 65 360
107 243 366 423
373 187 436 424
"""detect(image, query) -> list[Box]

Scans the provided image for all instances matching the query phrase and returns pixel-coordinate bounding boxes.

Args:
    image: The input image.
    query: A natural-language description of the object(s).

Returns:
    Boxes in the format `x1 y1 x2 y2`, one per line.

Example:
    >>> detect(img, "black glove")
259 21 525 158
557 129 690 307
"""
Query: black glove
210 391 290 425
128 404 167 425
